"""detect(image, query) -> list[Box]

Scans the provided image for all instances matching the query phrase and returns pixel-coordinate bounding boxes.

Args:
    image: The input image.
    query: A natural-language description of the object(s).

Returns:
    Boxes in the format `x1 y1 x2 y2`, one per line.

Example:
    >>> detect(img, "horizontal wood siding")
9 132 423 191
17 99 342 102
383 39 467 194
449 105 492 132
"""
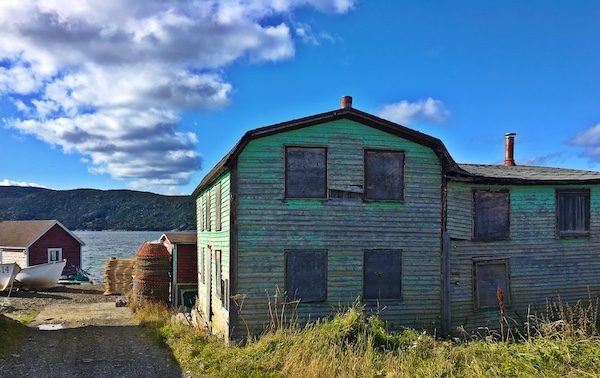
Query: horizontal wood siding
447 182 600 332
447 183 472 240
234 119 443 338
196 172 231 338
0 248 27 267
28 224 81 275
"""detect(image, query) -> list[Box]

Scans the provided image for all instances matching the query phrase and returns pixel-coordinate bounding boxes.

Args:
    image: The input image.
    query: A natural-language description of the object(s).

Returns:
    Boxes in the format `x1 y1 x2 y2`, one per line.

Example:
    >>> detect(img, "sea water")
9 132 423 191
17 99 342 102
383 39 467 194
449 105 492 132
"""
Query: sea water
74 230 166 283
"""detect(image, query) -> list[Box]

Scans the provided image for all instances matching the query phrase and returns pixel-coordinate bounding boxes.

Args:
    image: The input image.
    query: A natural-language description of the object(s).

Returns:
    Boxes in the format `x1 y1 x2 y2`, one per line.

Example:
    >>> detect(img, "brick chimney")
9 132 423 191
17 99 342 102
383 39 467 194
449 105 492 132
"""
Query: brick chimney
341 95 353 109
504 133 516 166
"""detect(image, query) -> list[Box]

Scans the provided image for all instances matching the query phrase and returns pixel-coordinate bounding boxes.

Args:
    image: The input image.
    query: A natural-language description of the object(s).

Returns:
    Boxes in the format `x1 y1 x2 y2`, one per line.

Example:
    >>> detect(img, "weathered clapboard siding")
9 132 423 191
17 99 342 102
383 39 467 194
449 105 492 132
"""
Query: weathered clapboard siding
196 172 231 338
447 182 600 332
233 119 443 338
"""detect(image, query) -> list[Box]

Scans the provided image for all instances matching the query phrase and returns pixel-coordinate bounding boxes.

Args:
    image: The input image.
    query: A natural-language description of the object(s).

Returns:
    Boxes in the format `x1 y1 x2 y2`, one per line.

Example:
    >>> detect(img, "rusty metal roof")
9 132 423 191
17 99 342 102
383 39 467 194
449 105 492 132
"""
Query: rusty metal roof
161 232 197 245
456 164 600 184
0 220 85 248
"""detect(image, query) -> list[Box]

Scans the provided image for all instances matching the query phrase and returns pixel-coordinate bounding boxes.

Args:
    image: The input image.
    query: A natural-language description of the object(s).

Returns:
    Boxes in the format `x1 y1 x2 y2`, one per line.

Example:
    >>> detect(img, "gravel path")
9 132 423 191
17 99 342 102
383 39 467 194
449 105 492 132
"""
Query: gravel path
0 285 184 377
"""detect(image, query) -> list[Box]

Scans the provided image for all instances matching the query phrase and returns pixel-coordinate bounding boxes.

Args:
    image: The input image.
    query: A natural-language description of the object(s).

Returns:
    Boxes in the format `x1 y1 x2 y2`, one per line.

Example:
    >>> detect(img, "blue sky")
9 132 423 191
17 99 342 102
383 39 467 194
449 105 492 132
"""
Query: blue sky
1 1 600 194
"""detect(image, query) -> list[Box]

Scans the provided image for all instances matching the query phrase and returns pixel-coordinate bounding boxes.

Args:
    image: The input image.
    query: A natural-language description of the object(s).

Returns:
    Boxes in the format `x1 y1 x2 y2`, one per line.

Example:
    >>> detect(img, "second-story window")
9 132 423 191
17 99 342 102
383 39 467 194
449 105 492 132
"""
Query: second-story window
364 150 404 201
557 189 590 237
205 191 211 232
285 147 327 198
473 190 510 241
215 182 222 231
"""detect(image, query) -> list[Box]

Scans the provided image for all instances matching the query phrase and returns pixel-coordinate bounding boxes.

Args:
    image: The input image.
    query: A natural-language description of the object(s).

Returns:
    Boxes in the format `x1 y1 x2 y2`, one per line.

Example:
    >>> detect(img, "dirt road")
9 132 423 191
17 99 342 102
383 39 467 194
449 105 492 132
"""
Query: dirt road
0 285 183 377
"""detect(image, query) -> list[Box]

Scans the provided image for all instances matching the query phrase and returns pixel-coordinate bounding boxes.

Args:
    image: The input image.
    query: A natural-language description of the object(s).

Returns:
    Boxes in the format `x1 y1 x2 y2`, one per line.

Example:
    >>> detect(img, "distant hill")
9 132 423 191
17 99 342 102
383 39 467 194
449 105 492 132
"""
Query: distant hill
0 186 195 231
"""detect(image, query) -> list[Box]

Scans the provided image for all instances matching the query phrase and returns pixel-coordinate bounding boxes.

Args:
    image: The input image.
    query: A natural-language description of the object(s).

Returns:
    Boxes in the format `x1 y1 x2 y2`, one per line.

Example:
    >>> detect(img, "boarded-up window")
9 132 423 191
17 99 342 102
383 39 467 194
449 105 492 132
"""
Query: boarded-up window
363 250 402 300
285 250 327 302
285 147 327 198
473 259 510 309
199 196 205 232
473 190 510 241
364 150 404 201
215 249 222 299
205 191 211 232
557 189 590 236
215 182 222 231
199 247 205 284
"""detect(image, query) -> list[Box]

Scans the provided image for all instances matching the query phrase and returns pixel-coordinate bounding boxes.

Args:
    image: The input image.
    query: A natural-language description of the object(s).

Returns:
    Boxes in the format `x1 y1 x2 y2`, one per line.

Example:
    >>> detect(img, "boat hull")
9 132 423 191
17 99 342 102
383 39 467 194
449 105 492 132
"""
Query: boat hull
15 260 66 289
0 263 21 291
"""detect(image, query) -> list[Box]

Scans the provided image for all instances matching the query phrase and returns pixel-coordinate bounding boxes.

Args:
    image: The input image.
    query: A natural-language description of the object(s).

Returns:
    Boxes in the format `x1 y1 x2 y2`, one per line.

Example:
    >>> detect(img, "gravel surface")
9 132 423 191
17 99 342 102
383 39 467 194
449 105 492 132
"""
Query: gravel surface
0 285 185 377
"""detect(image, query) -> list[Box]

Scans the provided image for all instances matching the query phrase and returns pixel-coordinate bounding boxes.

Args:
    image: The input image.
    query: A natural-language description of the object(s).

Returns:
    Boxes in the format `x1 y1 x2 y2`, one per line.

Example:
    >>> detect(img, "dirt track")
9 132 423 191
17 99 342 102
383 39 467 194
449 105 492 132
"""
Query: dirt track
0 285 184 377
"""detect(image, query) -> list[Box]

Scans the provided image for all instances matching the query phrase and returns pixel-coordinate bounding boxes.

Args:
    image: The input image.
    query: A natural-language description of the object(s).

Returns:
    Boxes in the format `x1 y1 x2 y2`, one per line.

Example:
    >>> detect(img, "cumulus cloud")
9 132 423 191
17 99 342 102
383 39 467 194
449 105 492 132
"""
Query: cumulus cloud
0 178 46 188
377 98 450 126
0 0 353 191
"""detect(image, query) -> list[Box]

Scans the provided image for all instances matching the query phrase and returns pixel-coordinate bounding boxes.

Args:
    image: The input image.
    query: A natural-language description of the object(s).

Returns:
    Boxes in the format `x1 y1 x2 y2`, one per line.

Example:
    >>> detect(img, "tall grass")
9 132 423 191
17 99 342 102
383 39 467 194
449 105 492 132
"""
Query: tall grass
133 298 600 377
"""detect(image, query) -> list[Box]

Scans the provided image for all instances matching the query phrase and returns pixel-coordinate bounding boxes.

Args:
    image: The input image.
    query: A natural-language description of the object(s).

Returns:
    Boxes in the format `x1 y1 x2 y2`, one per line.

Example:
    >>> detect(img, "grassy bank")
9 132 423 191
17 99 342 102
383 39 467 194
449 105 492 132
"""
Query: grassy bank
134 303 600 377
0 314 25 355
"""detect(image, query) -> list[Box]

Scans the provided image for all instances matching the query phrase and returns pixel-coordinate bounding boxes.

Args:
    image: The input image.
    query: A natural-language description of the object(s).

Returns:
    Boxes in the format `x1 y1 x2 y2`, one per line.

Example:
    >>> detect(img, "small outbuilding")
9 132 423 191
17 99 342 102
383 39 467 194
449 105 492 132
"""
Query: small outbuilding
0 220 85 277
160 232 198 309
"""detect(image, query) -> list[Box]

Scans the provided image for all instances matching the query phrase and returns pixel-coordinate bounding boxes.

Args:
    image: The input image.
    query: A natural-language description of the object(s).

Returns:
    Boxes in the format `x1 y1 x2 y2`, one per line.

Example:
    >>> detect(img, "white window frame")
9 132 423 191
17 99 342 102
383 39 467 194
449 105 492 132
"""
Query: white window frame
48 248 62 263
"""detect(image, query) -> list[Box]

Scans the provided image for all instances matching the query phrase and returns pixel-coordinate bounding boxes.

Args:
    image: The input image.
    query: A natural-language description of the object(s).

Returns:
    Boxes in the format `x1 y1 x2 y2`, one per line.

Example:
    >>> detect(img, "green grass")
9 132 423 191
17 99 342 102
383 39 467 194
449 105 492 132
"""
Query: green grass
0 314 25 356
8 309 40 325
134 303 600 378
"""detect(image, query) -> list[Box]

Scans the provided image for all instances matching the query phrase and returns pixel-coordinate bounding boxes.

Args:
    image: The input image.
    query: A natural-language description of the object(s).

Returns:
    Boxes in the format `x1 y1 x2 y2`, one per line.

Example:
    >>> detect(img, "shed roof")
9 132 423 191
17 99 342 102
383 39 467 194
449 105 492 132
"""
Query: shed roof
161 232 197 245
0 220 85 248
193 107 462 196
455 164 600 184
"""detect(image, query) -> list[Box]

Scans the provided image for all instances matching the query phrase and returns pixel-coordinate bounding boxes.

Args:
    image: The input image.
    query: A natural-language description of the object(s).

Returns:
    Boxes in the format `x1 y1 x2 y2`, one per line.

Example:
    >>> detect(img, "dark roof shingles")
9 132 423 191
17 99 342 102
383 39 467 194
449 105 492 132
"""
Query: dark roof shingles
458 164 600 182
0 220 56 248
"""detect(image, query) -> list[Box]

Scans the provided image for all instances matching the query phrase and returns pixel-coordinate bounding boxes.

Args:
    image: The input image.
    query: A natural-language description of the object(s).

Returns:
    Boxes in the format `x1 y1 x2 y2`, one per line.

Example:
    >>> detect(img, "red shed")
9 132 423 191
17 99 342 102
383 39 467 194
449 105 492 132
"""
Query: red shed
0 220 85 277
160 232 197 309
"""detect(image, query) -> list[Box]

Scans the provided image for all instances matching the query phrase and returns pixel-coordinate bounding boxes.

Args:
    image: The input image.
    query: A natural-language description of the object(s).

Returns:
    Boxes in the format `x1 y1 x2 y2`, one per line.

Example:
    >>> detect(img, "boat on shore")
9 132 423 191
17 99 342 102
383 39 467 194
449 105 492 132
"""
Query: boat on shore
0 263 21 291
15 260 66 289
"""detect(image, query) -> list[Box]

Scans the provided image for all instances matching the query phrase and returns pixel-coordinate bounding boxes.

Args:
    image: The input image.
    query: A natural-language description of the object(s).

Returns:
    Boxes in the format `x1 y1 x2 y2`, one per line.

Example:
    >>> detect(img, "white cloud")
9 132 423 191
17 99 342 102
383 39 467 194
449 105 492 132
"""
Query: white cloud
0 0 354 189
0 178 46 188
377 98 450 126
570 123 600 160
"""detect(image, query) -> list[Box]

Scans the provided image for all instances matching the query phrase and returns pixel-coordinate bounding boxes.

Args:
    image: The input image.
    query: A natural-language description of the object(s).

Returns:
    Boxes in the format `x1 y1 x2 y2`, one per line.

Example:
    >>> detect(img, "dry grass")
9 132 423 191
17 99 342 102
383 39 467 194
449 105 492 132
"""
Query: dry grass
0 314 24 356
133 299 600 378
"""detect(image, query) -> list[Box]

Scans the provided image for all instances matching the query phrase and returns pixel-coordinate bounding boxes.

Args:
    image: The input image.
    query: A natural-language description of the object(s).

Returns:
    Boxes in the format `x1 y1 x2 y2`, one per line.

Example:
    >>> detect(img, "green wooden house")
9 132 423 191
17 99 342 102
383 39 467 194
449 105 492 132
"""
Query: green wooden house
193 96 600 340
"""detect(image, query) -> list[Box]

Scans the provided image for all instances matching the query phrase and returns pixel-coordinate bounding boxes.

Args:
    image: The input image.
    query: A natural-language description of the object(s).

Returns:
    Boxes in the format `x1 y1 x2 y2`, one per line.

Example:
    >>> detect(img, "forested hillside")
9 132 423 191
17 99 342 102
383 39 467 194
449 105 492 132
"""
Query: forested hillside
0 186 195 231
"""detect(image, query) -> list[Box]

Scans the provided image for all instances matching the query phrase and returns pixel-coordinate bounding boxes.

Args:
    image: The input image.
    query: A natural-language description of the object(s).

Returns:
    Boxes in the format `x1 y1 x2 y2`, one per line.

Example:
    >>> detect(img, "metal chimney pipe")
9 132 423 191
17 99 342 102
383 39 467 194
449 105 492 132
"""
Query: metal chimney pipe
341 96 353 109
504 133 516 166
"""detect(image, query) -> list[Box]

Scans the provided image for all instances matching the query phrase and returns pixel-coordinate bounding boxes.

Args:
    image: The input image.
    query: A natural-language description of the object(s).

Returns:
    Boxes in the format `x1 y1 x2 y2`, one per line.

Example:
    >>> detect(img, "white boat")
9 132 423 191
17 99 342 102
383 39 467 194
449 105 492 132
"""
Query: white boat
15 260 66 289
0 263 21 291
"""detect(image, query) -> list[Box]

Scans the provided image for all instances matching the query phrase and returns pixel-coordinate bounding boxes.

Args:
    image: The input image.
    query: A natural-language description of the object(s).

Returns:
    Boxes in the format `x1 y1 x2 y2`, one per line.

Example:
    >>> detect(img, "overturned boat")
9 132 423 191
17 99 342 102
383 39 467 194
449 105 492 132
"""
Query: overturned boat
0 263 21 291
15 260 66 289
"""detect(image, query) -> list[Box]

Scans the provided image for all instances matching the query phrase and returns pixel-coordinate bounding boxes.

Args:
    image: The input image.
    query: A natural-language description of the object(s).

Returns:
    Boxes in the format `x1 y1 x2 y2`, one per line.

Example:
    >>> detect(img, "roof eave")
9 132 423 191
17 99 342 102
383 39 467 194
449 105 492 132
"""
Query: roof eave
192 107 463 196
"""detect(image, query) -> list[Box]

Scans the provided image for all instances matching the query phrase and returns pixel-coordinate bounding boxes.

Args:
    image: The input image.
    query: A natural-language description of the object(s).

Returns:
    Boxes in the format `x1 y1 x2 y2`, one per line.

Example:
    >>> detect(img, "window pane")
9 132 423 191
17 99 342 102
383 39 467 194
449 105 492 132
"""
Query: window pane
286 147 327 198
557 190 590 233
365 150 404 200
364 250 402 300
475 260 509 309
473 191 510 241
285 250 327 302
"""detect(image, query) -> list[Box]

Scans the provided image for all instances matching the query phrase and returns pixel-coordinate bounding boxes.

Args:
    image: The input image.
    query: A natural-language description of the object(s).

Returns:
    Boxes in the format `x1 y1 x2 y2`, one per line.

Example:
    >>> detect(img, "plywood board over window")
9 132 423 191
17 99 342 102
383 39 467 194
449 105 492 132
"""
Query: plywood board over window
205 192 211 232
215 249 222 299
556 189 590 237
285 250 327 302
363 249 402 300
215 182 222 231
473 190 510 241
473 258 510 310
364 150 404 201
285 147 327 199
